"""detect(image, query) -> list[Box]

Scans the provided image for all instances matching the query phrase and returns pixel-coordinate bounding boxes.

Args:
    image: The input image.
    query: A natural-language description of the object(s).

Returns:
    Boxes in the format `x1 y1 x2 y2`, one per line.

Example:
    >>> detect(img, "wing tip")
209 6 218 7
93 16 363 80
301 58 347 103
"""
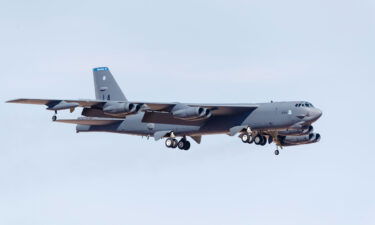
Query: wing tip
6 99 20 103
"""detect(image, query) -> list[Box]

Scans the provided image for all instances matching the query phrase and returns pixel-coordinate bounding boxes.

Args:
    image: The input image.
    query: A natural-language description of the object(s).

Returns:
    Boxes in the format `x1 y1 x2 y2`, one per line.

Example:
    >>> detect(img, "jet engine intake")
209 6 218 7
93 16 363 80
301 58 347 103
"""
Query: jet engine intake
103 102 136 115
280 132 321 145
172 107 211 120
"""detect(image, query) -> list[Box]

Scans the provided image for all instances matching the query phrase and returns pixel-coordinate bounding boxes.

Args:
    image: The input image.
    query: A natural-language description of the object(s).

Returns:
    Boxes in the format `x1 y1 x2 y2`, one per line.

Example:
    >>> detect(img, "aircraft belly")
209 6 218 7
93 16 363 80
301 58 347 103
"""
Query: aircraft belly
77 112 234 137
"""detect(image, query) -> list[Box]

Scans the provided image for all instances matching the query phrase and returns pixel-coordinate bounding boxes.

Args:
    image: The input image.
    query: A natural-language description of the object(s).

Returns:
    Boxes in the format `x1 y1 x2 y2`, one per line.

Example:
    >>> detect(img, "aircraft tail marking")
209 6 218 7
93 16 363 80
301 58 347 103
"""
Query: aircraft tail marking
93 67 127 101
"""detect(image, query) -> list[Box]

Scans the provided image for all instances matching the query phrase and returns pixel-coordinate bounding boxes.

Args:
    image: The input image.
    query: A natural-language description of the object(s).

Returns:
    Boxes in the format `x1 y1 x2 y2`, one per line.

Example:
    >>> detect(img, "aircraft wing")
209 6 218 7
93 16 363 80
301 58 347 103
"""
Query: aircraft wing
6 98 106 107
8 99 258 114
139 102 258 125
136 102 259 116
7 99 258 119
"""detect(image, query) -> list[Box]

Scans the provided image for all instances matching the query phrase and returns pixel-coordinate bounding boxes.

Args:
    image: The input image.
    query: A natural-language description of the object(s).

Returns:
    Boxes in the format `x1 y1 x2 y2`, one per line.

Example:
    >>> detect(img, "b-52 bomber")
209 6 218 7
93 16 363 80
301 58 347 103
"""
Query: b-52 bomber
7 67 322 155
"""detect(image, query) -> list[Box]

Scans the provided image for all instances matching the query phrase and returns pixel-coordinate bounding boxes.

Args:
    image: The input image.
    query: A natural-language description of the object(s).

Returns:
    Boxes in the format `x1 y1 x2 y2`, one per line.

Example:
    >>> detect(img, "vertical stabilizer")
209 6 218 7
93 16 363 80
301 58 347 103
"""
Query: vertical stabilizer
93 67 127 101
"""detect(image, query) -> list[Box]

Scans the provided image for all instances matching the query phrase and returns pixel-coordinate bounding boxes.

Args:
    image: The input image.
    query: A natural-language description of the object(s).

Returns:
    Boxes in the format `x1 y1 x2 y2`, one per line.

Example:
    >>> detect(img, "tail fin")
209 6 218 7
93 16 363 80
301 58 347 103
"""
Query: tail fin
93 67 127 101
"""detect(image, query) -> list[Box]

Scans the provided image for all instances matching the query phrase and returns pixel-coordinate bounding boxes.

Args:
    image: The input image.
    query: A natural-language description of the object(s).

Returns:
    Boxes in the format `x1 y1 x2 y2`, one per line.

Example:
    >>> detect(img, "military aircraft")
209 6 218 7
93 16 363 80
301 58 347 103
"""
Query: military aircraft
7 67 322 155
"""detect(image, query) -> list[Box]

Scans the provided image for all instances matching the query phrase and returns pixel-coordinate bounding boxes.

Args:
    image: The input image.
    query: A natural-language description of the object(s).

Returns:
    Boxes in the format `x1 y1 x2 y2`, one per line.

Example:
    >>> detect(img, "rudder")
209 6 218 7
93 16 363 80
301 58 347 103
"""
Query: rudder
93 67 127 101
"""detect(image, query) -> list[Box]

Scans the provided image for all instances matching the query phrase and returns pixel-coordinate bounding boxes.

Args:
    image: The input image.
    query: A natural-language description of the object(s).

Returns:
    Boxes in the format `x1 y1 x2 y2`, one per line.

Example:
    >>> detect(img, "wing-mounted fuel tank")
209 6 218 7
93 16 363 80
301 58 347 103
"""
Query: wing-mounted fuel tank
278 125 314 136
279 133 321 146
171 103 211 121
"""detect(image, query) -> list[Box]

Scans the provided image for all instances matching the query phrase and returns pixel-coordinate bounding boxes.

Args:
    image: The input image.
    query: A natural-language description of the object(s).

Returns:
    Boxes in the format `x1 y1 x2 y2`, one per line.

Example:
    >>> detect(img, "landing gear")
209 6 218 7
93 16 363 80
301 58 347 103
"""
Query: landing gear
240 131 282 155
254 135 262 145
165 138 190 150
240 134 254 144
165 138 178 148
184 141 191 150
172 139 178 148
241 134 253 143
241 134 250 143
178 139 190 150
248 135 254 144
260 136 267 146
274 144 281 156
165 138 173 148
52 110 57 121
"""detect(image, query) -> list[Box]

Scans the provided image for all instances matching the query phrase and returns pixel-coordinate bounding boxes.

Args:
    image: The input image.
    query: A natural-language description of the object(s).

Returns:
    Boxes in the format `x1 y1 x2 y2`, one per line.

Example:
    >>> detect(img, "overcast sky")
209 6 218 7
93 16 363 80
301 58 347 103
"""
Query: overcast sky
1 0 374 224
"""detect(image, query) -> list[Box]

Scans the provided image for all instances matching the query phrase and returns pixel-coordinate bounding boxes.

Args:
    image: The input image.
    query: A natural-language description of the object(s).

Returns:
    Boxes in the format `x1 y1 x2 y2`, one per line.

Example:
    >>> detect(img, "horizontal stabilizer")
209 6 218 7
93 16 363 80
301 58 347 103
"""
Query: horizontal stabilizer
55 117 124 125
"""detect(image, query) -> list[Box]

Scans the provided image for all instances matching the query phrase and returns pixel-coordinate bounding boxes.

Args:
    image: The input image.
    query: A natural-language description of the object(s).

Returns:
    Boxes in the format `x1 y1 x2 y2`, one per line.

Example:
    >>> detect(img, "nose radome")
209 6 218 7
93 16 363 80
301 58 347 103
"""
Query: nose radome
313 108 322 119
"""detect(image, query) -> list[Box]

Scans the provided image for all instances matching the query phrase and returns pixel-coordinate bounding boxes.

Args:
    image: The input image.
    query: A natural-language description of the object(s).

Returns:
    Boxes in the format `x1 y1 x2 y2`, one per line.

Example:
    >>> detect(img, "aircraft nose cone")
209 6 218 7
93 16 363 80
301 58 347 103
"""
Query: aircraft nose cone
310 108 322 121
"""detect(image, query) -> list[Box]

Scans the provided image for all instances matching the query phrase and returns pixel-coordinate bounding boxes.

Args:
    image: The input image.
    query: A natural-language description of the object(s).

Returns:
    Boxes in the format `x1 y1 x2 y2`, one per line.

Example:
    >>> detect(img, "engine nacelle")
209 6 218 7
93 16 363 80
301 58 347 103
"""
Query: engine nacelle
278 126 313 136
103 102 136 115
172 106 211 120
280 133 321 145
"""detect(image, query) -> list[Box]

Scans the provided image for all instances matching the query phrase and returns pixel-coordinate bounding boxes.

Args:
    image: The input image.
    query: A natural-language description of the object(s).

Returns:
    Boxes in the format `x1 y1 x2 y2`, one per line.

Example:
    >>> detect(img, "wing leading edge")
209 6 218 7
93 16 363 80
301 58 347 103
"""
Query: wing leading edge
6 98 105 107
7 99 258 121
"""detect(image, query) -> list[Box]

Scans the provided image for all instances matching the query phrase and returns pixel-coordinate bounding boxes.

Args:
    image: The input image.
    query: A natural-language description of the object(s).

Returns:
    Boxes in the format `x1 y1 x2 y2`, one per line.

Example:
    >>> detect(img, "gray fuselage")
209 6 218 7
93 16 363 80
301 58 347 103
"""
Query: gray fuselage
77 101 322 137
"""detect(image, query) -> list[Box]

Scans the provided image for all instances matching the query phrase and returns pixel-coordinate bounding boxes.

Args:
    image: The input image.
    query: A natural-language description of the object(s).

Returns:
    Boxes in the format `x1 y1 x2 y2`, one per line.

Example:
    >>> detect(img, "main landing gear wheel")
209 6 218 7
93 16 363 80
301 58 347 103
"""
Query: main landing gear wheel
254 135 262 145
241 134 250 143
165 138 174 148
178 139 191 150
247 135 254 144
274 150 280 155
171 139 178 148
260 136 267 146
183 141 191 150
165 138 178 148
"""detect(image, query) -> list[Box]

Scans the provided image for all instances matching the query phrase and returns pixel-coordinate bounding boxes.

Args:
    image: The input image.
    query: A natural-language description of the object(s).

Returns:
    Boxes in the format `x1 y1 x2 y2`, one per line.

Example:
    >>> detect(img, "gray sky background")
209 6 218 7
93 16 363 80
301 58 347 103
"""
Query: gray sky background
1 0 374 224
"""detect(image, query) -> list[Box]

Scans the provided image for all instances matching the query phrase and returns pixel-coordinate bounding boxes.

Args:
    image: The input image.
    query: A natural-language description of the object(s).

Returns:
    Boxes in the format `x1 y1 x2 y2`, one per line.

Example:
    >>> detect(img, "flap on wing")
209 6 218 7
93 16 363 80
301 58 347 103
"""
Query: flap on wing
55 117 124 125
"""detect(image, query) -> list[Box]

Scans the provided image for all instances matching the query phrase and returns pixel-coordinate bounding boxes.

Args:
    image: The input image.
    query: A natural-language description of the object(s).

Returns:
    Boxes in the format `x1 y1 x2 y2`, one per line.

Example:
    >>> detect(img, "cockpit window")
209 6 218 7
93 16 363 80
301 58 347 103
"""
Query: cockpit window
297 102 314 108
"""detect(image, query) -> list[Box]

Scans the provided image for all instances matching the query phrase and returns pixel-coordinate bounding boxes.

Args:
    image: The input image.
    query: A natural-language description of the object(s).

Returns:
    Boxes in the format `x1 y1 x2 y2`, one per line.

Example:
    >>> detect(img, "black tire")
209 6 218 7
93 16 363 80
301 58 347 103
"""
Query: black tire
254 135 262 145
275 150 280 155
52 115 57 121
165 138 173 148
241 134 249 143
171 139 178 148
268 136 273 144
183 141 191 150
260 136 267 146
247 135 254 144
178 140 186 150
